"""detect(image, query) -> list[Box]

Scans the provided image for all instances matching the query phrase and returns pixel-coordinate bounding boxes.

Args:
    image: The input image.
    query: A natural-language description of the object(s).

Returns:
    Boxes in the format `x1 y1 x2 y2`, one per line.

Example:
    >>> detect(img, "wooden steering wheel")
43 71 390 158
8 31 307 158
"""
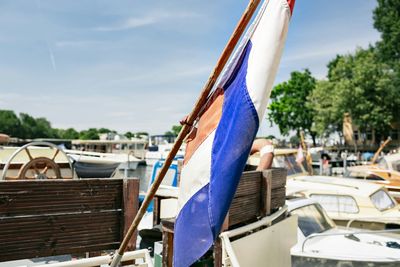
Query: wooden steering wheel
1 141 74 180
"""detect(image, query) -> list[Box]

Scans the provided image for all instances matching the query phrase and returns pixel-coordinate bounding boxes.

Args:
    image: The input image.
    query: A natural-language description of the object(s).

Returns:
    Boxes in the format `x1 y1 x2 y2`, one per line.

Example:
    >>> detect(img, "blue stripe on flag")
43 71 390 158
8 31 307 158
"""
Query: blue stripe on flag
174 41 259 267
210 41 259 237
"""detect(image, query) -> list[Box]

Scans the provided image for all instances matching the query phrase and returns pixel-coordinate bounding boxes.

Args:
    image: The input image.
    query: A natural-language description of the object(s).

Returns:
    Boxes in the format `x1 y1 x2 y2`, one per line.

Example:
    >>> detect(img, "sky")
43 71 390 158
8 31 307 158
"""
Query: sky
0 0 381 137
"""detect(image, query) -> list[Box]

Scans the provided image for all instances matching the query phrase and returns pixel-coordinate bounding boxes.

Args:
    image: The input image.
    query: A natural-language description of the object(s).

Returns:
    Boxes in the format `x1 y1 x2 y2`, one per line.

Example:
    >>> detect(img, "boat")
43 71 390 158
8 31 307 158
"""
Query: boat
145 135 185 166
72 138 148 160
289 198 400 266
65 149 141 178
287 175 400 230
249 149 400 230
0 141 75 180
345 154 400 201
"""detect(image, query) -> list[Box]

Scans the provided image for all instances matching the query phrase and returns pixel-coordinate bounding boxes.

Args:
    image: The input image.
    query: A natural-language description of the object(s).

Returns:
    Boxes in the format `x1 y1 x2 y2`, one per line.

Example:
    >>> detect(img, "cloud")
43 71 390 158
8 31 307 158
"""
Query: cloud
283 35 379 64
55 40 105 48
94 11 199 32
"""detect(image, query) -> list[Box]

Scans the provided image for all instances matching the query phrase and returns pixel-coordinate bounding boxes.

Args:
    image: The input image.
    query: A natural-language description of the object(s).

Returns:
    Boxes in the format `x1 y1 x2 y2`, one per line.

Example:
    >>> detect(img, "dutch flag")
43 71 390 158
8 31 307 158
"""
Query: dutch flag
174 0 295 266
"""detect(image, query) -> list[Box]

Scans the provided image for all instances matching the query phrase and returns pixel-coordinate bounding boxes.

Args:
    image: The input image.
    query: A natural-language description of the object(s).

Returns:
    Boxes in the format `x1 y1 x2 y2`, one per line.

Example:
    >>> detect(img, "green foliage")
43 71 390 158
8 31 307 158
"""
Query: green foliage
164 131 175 137
373 0 400 63
289 135 300 146
0 110 22 137
309 48 400 142
268 69 317 144
57 128 80 139
171 125 182 136
124 131 134 139
134 132 149 138
307 80 342 137
79 128 100 140
98 128 113 134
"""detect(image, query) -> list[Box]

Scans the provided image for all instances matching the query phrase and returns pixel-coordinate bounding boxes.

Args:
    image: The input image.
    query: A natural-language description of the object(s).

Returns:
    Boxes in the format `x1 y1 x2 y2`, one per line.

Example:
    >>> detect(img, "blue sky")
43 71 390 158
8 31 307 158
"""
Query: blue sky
0 0 380 137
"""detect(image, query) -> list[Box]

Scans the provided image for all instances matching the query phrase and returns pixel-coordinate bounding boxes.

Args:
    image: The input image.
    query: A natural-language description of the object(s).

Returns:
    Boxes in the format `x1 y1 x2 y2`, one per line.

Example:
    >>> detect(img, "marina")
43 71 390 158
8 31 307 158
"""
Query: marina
1 0 400 266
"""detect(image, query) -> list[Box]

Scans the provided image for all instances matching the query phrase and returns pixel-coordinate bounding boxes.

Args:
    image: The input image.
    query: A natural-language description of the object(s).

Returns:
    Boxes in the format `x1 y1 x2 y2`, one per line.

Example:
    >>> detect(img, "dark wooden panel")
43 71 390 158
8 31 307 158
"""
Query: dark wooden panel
0 178 139 262
262 168 287 216
227 171 262 227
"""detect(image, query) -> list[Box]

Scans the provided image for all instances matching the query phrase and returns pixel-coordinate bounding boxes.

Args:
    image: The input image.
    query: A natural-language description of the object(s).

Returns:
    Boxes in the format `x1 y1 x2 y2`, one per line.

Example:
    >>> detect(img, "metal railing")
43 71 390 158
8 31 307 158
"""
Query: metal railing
301 229 400 253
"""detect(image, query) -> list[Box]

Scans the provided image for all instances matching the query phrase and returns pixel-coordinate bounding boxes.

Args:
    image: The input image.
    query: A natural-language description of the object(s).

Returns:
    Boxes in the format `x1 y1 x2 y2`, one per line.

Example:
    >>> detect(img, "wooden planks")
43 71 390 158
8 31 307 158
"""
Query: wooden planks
227 168 287 228
262 168 287 216
228 171 262 227
0 178 139 262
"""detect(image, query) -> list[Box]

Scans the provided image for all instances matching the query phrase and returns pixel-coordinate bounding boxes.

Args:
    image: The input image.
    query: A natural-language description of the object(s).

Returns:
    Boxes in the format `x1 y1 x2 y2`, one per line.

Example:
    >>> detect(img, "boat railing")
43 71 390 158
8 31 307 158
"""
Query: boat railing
34 249 153 267
301 229 400 253
220 206 288 267
345 216 400 229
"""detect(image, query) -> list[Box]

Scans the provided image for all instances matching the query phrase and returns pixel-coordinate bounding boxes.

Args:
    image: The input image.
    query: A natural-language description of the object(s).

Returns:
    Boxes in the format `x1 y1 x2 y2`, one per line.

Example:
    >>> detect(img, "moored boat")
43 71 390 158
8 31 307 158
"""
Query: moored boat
289 198 400 266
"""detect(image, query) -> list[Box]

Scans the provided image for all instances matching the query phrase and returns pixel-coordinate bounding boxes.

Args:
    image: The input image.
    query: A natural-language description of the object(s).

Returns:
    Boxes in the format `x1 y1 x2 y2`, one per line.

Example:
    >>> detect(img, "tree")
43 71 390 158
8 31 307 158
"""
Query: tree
35 117 56 138
323 48 399 143
19 113 36 139
171 125 182 136
58 128 80 139
79 128 99 140
125 131 134 139
307 80 342 137
268 69 317 145
373 0 400 64
135 132 149 138
0 110 22 137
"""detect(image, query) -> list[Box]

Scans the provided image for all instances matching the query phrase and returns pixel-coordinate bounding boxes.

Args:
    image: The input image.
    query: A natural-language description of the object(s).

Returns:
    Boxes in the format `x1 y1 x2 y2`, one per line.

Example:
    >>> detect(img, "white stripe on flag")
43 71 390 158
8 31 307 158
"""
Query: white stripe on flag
177 130 215 213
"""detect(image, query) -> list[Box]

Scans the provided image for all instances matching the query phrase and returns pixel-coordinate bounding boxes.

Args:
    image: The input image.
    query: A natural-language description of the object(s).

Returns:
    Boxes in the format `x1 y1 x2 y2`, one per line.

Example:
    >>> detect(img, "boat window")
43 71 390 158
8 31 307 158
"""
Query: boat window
274 154 306 176
291 204 335 237
391 160 400 172
310 194 359 214
345 170 365 180
365 174 385 181
377 158 389 170
370 189 396 211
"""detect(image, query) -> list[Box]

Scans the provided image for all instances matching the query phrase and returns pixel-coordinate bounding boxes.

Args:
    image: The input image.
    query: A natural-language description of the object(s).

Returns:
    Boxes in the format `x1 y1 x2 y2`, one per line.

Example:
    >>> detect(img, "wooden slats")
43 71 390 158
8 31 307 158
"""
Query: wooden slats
0 178 139 262
228 171 262 226
227 168 287 228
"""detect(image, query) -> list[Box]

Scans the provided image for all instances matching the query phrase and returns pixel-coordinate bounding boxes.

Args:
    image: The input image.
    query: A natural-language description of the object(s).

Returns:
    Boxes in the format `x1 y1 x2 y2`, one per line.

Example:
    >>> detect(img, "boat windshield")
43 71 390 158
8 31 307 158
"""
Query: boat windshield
291 203 335 237
392 160 400 172
274 154 307 176
377 158 389 170
370 189 396 211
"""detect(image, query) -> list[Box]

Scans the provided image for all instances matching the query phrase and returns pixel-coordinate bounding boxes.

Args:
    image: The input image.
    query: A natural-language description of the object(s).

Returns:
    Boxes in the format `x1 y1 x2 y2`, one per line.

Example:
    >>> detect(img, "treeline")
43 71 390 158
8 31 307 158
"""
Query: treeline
268 0 400 145
0 110 148 140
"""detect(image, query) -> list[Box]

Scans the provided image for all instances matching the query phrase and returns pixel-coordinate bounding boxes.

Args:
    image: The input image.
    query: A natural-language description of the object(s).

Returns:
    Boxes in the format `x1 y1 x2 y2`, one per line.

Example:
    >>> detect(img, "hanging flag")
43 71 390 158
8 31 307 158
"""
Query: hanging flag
174 0 296 266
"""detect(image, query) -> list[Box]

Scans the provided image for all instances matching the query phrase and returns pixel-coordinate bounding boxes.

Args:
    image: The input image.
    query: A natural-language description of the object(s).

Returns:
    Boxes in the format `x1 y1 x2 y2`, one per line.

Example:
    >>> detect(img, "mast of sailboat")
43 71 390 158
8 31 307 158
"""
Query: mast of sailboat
109 1 262 266
371 136 391 164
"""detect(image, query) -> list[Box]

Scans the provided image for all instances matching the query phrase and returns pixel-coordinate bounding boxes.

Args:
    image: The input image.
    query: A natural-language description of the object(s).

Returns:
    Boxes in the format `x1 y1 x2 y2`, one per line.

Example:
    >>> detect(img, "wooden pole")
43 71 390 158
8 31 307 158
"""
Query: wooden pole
109 1 261 266
371 136 391 164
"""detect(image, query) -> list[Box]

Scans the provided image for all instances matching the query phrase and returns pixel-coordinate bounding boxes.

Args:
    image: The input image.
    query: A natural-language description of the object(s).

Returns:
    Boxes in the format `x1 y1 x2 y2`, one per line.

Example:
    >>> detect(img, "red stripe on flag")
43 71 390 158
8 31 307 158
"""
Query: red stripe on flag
287 0 295 14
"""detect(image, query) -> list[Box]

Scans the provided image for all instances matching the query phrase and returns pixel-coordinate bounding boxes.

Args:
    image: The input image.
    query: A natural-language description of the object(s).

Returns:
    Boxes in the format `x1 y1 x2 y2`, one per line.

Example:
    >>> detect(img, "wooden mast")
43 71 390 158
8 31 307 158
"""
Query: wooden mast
371 136 391 164
109 1 262 266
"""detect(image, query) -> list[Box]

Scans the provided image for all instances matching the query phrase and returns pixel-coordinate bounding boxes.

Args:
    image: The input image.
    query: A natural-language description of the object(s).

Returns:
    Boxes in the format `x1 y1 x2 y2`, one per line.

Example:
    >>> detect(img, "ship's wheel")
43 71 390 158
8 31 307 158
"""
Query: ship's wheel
1 142 74 180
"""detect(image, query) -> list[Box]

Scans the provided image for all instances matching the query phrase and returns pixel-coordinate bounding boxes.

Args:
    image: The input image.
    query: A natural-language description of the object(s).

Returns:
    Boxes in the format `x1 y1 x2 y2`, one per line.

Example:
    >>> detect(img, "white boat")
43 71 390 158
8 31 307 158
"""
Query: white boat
286 175 400 230
145 143 185 166
65 149 141 178
0 142 75 180
289 198 400 266
144 135 185 166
